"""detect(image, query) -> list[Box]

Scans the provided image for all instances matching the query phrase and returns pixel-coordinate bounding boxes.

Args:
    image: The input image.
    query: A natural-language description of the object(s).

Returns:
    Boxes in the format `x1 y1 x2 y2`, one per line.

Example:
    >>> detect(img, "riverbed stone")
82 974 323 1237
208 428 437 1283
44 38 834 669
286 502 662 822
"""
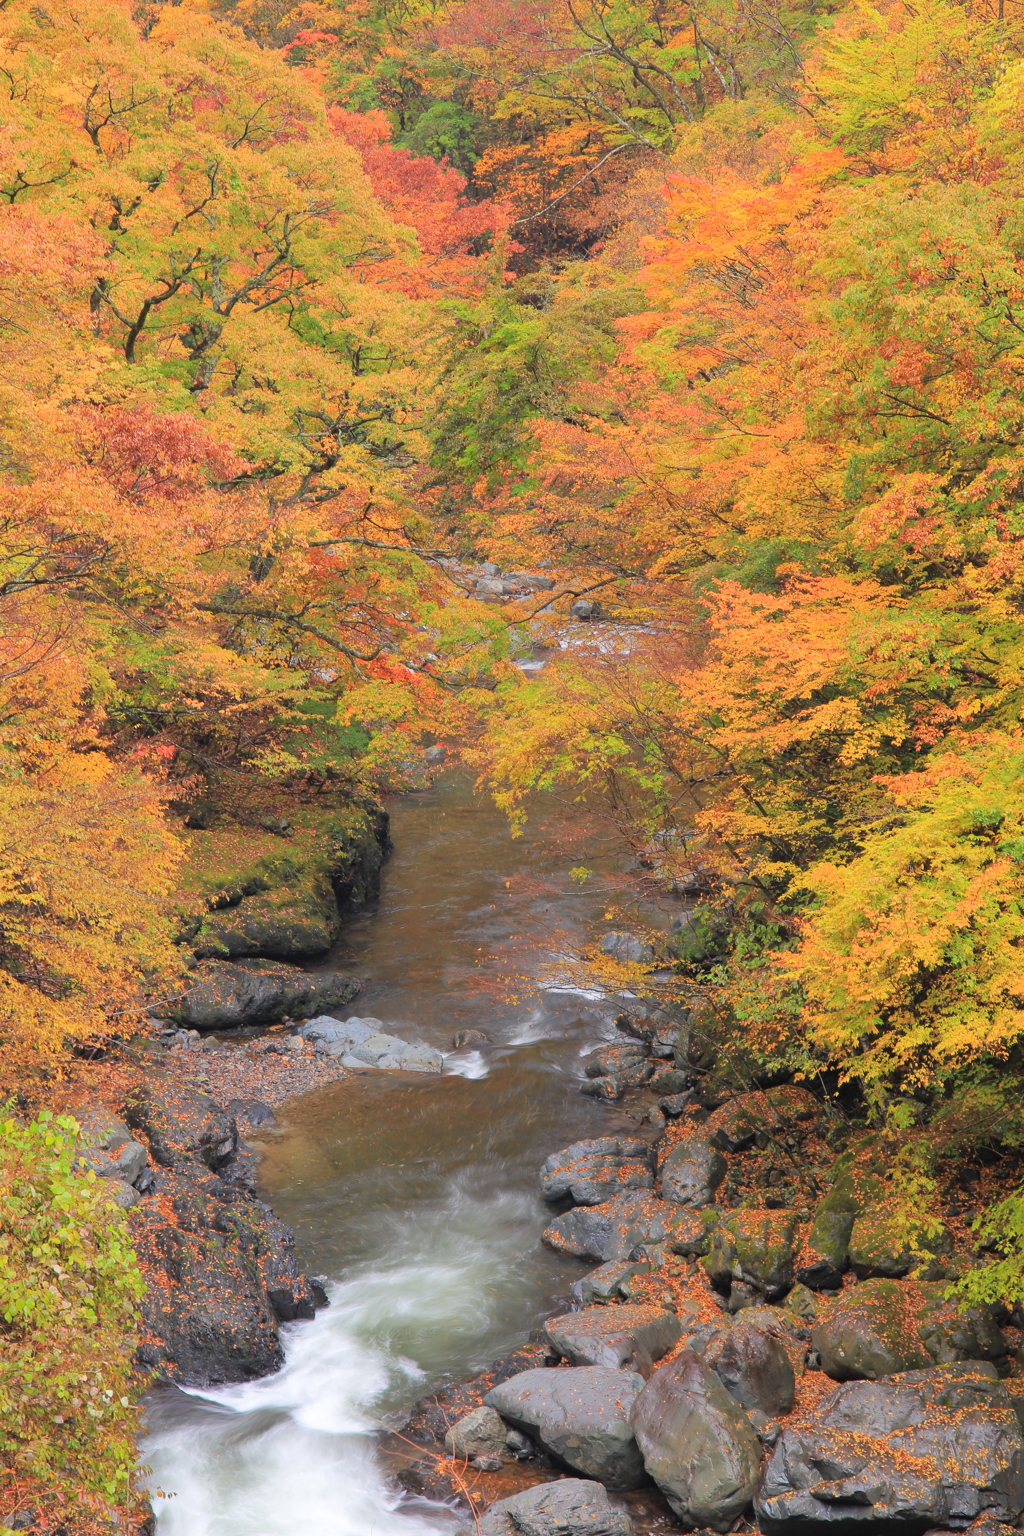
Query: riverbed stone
486 1366 646 1488
342 1031 443 1072
169 957 361 1030
542 1191 677 1261
812 1279 1007 1382
444 1405 508 1461
545 1305 684 1378
689 1319 796 1415
702 1209 799 1300
540 1138 655 1205
630 1347 762 1530
570 1259 653 1305
474 1479 634 1536
660 1135 727 1207
756 1362 1024 1535
600 932 654 964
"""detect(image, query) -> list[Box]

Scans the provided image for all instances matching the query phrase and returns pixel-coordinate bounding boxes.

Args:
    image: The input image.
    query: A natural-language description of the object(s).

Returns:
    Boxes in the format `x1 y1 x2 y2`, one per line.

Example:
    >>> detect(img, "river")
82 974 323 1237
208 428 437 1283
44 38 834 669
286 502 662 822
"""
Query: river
143 774 667 1535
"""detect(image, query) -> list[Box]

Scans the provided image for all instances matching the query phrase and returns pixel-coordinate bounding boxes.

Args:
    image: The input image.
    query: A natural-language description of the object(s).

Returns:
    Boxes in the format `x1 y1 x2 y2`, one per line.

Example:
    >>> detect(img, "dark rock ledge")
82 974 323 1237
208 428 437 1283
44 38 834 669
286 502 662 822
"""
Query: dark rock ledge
77 1080 326 1386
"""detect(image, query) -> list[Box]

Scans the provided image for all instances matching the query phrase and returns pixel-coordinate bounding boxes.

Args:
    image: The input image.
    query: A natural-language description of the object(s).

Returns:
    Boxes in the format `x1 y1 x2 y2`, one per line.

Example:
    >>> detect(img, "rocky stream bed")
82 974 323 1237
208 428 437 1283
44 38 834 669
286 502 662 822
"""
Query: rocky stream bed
59 776 1024 1536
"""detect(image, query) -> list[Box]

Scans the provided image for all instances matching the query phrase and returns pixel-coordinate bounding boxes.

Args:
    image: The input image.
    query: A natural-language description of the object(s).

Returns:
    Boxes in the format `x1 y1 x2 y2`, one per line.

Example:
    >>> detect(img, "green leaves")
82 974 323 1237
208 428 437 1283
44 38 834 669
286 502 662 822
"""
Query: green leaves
0 1111 144 1517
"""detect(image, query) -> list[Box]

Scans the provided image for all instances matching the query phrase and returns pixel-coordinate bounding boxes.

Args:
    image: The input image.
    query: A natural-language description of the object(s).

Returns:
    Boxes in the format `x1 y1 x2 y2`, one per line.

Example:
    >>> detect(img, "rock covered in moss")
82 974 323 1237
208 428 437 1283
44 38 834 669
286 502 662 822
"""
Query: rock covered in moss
811 1278 1006 1382
702 1209 800 1301
848 1208 953 1280
704 1087 824 1153
796 1206 856 1290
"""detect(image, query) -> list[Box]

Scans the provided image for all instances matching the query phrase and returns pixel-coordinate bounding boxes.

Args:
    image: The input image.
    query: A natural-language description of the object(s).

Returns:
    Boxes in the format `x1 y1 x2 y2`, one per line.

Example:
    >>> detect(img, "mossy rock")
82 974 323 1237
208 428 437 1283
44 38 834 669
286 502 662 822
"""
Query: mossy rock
848 1209 952 1281
175 803 389 962
811 1277 1006 1382
703 1209 800 1300
796 1207 856 1291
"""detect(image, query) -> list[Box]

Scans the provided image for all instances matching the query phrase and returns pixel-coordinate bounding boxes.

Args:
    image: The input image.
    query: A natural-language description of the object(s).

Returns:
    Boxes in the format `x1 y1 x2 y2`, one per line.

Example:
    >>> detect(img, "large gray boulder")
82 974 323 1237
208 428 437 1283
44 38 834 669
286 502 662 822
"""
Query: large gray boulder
542 1191 677 1261
630 1348 762 1530
756 1362 1024 1535
660 1136 727 1207
169 957 361 1030
540 1137 654 1205
690 1319 796 1415
474 1479 633 1536
545 1305 683 1378
486 1367 647 1488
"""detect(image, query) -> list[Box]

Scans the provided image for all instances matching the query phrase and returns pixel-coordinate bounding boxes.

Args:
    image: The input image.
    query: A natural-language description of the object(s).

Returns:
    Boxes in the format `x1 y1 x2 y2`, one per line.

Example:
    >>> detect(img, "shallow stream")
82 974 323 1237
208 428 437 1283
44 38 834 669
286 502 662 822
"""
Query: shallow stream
144 776 663 1535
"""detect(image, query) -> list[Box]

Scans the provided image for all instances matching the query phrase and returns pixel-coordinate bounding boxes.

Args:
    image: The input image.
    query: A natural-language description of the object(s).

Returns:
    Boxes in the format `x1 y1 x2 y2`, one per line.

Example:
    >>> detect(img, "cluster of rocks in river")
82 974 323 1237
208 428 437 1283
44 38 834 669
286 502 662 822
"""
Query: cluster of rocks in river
430 1007 1024 1536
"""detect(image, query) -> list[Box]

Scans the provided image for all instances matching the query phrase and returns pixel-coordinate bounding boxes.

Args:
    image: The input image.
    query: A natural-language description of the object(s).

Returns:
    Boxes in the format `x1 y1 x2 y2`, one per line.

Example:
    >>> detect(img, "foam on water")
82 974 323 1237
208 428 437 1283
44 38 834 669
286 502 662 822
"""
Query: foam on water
145 1178 556 1534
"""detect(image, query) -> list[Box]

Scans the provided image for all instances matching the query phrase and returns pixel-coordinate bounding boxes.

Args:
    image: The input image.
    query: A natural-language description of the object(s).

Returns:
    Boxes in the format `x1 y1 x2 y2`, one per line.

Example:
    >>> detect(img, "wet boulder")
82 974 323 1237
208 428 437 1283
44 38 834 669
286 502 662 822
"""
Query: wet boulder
545 1305 684 1378
617 1005 688 1061
812 1279 1006 1383
124 1081 238 1173
74 1107 149 1185
168 957 361 1030
704 1087 823 1154
298 1015 442 1071
474 1479 633 1536
756 1362 1024 1535
444 1405 508 1462
689 1319 796 1415
584 1043 655 1091
630 1348 762 1530
132 1168 321 1384
660 1136 727 1207
543 1191 678 1262
540 1137 655 1206
344 1032 443 1073
702 1210 799 1301
486 1366 647 1488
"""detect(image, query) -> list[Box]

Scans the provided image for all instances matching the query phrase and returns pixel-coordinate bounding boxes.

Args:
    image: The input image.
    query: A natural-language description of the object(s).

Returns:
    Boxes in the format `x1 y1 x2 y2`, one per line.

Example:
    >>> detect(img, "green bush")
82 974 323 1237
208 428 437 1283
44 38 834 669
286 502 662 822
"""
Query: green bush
0 1111 144 1526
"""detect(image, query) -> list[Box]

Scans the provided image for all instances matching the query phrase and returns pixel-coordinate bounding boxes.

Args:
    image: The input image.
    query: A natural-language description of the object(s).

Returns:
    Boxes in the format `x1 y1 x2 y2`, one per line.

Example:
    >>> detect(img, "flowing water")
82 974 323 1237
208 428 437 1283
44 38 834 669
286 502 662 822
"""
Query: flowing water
144 775 666 1535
